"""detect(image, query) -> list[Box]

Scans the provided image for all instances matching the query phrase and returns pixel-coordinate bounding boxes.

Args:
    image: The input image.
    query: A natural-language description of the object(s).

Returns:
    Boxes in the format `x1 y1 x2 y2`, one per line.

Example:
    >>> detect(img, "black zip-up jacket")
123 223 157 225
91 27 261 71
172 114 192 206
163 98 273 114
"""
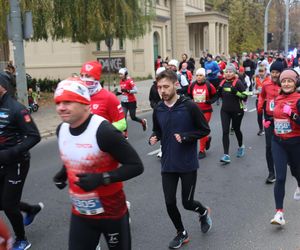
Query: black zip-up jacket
0 92 41 164
152 96 210 172
149 81 161 109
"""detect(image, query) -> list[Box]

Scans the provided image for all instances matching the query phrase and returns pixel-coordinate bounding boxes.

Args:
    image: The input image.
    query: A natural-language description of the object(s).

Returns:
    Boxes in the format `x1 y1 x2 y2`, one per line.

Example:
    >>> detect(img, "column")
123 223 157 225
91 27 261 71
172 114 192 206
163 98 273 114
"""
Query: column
215 22 219 55
208 21 216 55
220 24 225 54
225 24 229 55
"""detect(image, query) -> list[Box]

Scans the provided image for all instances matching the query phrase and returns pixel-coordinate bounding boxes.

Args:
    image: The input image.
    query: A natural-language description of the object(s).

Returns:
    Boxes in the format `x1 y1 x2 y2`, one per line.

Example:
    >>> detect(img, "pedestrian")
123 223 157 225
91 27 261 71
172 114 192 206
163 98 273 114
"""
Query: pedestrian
149 69 212 249
149 67 164 158
53 78 144 250
179 53 195 74
0 218 12 250
218 64 247 163
155 55 162 71
254 65 270 136
204 54 221 90
188 68 217 159
257 61 284 184
242 54 256 91
179 62 193 84
0 72 43 250
118 68 147 138
80 61 126 132
270 69 300 226
168 59 189 96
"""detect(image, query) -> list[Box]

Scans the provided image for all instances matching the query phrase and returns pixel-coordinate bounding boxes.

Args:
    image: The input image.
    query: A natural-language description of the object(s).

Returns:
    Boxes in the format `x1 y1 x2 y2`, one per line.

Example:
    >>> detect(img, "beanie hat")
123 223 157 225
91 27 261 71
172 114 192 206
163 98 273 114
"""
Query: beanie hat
168 59 179 68
80 61 102 80
196 68 206 76
156 67 166 75
0 72 11 90
224 63 237 73
270 61 284 73
54 77 90 105
279 69 299 84
207 53 213 59
119 68 128 75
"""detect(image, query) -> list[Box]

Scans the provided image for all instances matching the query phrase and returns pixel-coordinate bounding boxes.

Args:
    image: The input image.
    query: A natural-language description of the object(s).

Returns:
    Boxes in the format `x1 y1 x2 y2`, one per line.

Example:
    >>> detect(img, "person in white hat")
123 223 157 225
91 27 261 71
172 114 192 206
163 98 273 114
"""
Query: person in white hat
53 77 144 250
168 59 189 96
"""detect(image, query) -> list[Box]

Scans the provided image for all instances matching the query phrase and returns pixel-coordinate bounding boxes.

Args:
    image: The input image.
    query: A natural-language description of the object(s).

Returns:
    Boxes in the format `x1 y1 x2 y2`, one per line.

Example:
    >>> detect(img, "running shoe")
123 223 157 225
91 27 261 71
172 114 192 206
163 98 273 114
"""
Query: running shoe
293 187 300 201
198 151 206 159
23 202 44 226
142 119 147 131
257 130 265 136
205 136 212 150
157 151 162 158
265 173 276 184
13 239 31 250
168 230 189 249
236 145 245 158
199 208 212 233
270 211 285 226
220 154 231 163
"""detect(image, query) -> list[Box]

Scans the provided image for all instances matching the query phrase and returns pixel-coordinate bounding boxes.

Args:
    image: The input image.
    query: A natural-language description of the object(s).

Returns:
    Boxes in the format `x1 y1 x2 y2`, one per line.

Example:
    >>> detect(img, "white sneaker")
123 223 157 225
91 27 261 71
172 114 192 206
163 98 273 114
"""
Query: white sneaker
157 151 162 158
126 201 131 210
270 211 285 226
293 187 300 201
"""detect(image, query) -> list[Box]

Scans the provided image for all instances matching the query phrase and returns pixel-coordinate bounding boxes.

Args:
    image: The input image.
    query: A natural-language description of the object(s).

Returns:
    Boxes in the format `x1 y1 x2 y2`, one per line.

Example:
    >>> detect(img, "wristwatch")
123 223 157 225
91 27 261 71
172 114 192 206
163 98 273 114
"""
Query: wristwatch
291 112 299 121
102 172 111 185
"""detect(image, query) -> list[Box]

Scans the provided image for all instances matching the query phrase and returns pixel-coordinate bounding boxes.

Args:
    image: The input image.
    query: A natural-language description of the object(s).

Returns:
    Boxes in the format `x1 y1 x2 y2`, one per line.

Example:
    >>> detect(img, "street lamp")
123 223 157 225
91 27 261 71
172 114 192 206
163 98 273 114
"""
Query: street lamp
264 0 273 52
284 0 289 54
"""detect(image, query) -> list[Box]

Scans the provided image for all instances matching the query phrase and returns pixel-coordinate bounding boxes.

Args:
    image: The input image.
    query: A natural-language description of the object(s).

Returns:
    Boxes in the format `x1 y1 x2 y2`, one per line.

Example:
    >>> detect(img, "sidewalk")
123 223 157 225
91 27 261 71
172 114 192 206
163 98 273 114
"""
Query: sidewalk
31 79 153 138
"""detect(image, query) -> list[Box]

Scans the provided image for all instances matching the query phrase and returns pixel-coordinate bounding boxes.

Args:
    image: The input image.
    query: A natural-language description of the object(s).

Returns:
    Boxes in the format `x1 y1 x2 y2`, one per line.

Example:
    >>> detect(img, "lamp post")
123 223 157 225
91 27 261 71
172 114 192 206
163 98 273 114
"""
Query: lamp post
284 0 289 54
264 0 273 52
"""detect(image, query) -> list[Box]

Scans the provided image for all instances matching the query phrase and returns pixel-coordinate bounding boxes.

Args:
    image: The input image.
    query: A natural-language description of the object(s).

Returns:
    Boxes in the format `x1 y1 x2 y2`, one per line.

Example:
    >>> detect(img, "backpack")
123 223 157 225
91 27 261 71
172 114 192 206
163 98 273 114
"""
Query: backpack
189 81 212 99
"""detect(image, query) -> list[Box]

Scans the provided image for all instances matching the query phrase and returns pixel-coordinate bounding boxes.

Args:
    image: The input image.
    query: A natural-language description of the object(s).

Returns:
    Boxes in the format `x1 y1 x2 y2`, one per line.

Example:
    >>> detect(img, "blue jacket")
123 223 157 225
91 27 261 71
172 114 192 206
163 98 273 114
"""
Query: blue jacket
204 61 220 81
152 96 210 172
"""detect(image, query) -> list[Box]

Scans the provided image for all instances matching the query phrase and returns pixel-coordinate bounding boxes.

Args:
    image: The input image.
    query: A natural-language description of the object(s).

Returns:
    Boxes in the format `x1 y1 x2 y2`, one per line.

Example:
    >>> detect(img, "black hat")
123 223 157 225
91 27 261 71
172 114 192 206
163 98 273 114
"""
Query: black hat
0 72 11 90
270 61 284 73
207 53 213 59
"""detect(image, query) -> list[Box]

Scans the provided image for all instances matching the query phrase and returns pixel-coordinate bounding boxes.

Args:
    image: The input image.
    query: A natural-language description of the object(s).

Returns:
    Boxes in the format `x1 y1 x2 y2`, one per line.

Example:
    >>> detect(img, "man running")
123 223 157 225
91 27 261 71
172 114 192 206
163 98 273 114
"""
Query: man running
149 69 212 249
53 78 143 250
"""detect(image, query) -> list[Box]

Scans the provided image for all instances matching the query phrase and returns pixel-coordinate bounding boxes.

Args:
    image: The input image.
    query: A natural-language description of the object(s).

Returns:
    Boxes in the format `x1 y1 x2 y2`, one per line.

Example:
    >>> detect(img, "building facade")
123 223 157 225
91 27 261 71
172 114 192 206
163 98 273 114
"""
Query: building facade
12 0 228 79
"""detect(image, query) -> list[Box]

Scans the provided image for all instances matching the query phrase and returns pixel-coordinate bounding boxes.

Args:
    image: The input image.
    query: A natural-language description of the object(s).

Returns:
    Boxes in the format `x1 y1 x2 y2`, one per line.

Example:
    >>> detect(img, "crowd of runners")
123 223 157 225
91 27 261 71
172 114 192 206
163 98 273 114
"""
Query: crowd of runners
0 49 299 250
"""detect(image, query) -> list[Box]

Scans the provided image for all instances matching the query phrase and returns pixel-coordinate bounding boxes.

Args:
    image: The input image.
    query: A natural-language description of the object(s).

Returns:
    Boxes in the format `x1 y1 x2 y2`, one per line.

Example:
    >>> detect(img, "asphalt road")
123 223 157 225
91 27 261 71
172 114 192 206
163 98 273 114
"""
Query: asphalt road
4 97 300 250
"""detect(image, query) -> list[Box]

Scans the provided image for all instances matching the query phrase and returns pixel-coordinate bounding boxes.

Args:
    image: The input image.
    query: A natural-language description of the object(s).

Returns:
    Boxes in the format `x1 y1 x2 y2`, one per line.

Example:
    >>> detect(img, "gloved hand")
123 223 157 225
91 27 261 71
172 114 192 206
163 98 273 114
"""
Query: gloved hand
283 104 292 116
263 119 271 128
205 100 212 105
53 166 68 190
121 88 129 93
75 173 104 192
231 87 238 95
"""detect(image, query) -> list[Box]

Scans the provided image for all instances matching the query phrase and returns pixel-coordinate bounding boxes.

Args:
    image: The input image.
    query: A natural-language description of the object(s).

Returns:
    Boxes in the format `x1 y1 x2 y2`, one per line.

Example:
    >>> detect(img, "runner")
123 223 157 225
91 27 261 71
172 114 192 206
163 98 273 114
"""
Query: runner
0 72 43 250
257 61 284 183
118 68 147 138
254 65 270 136
53 78 143 250
188 68 217 159
168 59 189 96
149 69 212 249
217 64 247 164
270 69 300 225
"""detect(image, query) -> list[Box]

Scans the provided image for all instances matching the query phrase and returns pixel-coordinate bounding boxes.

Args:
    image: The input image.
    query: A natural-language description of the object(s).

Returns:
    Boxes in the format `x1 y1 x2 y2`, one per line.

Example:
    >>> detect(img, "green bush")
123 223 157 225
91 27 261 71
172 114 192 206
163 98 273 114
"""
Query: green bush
27 77 60 92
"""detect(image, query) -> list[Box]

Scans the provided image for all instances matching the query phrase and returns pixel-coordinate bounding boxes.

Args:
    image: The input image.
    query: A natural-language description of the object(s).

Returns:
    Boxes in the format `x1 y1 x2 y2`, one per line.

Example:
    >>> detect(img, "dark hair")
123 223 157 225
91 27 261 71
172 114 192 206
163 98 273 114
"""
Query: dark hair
156 69 178 83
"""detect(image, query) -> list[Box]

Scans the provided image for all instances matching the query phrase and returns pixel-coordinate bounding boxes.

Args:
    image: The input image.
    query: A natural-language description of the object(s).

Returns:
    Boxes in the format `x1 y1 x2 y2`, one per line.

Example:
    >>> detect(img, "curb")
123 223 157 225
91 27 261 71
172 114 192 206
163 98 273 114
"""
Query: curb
40 107 153 139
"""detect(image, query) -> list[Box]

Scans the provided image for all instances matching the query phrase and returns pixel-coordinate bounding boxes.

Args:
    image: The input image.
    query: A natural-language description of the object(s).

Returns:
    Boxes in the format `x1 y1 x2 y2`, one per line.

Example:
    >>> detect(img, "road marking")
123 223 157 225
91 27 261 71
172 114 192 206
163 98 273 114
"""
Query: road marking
148 149 161 155
248 108 256 113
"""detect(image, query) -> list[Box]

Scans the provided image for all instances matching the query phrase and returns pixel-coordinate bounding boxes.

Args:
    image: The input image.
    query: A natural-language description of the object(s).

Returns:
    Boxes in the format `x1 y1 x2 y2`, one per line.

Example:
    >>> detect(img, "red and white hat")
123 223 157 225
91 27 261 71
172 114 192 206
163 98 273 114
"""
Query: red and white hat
80 61 102 80
54 77 90 105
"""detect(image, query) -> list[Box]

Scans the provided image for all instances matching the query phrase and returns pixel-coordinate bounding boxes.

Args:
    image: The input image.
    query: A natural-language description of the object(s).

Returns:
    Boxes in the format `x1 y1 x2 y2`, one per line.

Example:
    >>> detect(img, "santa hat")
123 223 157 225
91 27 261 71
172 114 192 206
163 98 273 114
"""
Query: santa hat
54 77 90 105
80 61 102 80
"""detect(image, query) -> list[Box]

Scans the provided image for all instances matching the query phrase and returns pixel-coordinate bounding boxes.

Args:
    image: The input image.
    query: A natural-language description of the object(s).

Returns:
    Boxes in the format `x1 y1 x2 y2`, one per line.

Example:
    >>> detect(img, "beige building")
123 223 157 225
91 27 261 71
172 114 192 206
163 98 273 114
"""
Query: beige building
13 0 228 79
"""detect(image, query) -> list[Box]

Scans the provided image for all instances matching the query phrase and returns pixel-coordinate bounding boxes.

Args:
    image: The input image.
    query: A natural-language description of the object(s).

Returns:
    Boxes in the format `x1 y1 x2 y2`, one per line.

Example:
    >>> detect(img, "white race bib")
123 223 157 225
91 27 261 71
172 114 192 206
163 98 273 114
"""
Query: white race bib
70 192 104 215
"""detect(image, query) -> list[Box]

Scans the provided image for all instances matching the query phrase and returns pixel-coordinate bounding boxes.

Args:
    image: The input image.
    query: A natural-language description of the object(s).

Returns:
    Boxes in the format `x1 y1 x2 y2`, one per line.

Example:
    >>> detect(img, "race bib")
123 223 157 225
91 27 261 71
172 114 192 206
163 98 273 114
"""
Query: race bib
70 192 104 215
269 100 275 111
194 92 206 103
206 69 212 74
121 94 128 103
274 118 292 134
245 67 251 72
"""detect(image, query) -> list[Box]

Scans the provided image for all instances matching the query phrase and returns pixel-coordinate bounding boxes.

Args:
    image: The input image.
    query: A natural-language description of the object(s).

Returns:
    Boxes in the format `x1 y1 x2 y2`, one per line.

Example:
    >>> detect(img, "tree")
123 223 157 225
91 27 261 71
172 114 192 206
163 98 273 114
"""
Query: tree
0 0 154 43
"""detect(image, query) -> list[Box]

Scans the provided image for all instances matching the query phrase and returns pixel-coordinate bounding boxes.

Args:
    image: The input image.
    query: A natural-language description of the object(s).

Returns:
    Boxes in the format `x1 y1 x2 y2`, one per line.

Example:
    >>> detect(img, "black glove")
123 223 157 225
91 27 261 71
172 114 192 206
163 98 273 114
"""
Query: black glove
75 173 104 192
121 88 129 93
231 87 237 95
205 100 211 104
53 166 68 190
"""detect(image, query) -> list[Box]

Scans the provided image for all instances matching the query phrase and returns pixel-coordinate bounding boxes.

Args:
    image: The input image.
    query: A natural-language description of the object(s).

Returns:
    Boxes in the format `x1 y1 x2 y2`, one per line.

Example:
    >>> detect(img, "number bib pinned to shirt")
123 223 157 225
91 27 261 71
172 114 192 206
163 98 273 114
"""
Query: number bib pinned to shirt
274 118 292 134
70 191 104 215
194 91 206 103
269 100 275 111
121 94 128 103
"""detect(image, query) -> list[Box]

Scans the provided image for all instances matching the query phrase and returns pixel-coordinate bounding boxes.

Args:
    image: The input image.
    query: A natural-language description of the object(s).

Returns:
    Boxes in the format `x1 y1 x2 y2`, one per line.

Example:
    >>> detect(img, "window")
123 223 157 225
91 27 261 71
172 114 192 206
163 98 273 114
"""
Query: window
164 0 168 6
96 41 100 51
156 0 159 5
119 39 124 50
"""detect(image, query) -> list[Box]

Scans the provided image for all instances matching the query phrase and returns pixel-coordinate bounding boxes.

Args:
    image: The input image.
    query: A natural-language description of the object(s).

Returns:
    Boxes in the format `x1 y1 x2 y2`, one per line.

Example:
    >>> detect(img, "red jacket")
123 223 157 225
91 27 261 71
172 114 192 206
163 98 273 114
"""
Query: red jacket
273 92 300 139
257 79 281 116
119 77 137 102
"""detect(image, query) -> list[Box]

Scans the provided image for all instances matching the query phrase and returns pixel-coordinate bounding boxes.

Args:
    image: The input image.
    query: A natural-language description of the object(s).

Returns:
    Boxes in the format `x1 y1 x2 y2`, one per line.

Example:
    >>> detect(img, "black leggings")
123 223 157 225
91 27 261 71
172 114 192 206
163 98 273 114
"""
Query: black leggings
121 102 143 124
69 212 131 250
255 99 263 131
221 109 244 154
264 117 275 175
0 159 29 240
162 171 206 232
272 139 300 209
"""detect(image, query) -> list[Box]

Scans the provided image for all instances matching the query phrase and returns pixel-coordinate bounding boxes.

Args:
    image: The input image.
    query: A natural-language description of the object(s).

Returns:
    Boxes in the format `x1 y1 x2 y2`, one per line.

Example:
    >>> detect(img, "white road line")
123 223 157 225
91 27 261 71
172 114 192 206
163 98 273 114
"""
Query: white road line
147 149 161 155
248 108 256 113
